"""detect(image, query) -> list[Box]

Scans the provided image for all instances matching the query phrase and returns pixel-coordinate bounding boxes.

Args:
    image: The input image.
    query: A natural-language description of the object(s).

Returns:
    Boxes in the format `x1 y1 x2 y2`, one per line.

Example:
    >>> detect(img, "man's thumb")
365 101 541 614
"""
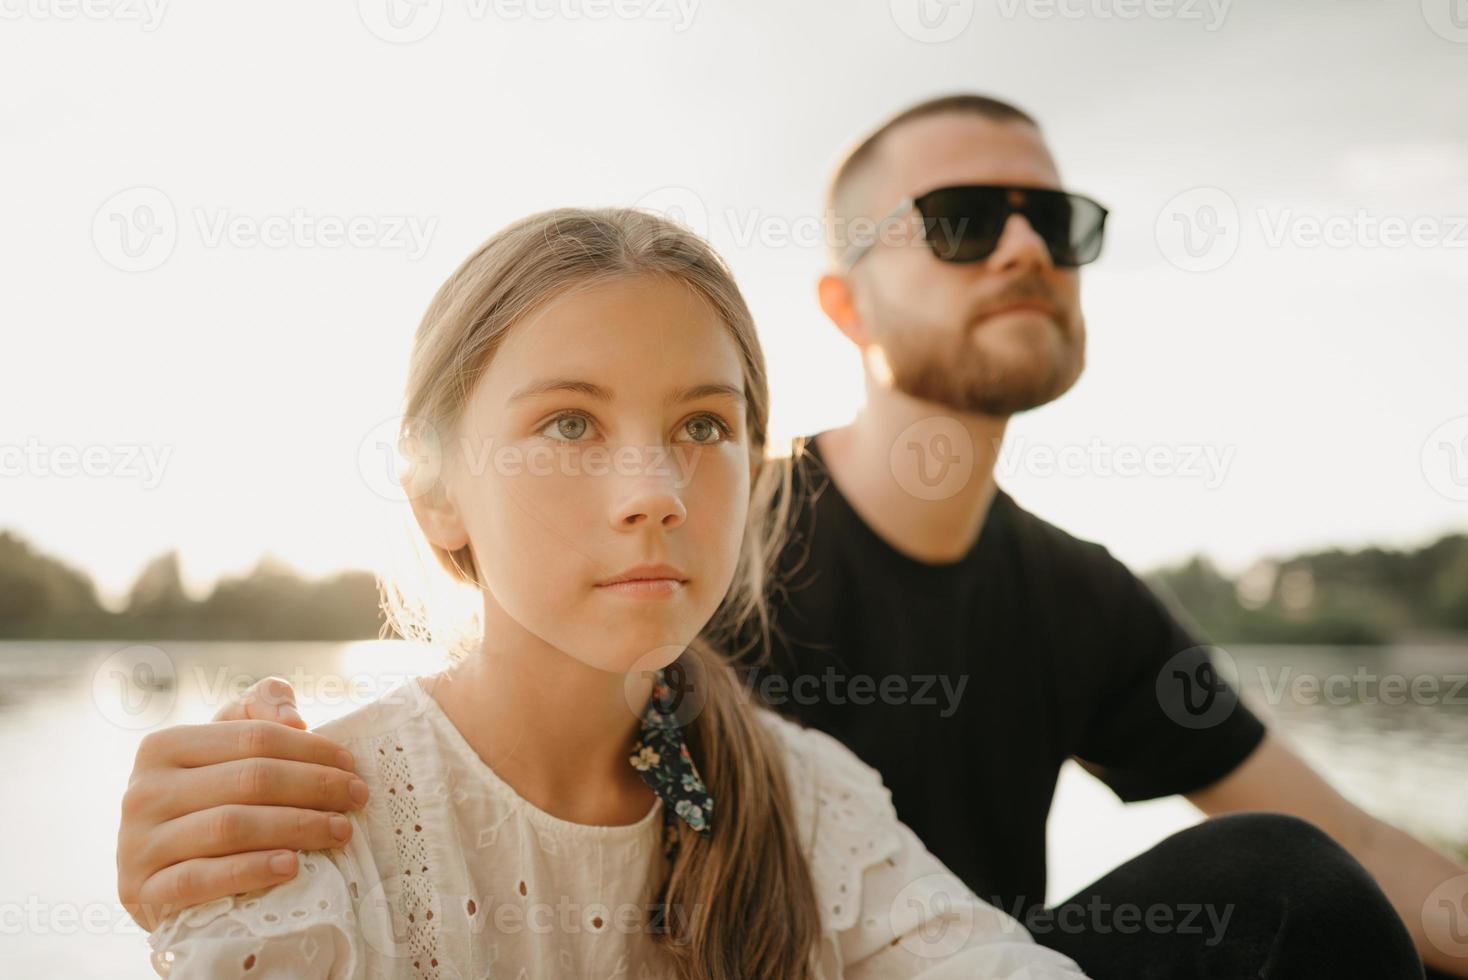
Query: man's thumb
211 675 306 728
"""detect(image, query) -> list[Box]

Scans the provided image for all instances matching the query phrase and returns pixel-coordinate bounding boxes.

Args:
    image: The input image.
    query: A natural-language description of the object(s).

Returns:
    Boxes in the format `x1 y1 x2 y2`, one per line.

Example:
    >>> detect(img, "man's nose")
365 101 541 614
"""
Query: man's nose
986 213 1054 273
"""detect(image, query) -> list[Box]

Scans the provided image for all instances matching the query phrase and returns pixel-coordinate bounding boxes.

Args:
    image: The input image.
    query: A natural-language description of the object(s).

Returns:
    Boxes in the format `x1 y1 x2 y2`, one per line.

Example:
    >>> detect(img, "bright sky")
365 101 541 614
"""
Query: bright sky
4 0 1466 607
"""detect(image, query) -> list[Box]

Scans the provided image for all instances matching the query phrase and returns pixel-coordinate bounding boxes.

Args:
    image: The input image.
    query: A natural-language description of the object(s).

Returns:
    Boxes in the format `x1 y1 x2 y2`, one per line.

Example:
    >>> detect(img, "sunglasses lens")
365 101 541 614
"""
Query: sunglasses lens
916 186 1006 262
916 186 1108 267
1028 190 1107 267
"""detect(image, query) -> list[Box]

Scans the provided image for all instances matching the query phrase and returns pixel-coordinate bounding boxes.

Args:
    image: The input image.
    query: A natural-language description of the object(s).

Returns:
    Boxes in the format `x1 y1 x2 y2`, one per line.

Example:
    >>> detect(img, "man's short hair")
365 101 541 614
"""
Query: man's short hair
825 94 1041 260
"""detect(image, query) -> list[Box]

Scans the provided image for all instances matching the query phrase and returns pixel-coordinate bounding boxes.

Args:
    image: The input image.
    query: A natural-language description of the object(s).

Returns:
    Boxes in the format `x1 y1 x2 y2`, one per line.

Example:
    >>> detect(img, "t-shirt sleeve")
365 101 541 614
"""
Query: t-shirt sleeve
146 849 358 979
1068 545 1267 803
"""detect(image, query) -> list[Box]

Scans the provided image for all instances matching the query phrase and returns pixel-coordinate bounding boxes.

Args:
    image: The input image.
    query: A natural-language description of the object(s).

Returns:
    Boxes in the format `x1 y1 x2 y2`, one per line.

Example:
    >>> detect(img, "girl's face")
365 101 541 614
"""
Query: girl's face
433 274 752 675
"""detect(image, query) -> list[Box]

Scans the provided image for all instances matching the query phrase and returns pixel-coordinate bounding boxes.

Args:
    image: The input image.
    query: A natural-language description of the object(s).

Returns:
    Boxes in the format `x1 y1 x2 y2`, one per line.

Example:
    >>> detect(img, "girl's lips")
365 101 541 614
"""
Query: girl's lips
594 578 686 598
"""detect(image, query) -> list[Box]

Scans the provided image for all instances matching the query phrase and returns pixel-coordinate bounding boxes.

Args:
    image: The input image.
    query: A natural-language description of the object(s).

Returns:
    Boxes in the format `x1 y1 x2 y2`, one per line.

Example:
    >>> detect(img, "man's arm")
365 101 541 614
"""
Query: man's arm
116 677 367 931
1186 730 1468 978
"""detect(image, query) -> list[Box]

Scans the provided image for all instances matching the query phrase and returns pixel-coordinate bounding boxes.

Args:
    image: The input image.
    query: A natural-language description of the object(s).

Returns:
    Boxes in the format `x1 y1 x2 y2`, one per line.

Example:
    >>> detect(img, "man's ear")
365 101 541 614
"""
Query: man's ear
408 480 470 553
817 272 871 348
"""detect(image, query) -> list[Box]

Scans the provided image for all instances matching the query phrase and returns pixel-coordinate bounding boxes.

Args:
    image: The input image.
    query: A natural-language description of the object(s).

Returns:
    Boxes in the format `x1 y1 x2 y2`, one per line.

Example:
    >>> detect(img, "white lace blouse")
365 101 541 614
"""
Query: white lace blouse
146 675 1088 979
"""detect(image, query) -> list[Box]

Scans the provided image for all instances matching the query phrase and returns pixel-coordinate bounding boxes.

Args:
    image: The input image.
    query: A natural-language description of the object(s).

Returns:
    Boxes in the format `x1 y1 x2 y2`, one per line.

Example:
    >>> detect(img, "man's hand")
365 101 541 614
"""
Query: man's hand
116 676 369 932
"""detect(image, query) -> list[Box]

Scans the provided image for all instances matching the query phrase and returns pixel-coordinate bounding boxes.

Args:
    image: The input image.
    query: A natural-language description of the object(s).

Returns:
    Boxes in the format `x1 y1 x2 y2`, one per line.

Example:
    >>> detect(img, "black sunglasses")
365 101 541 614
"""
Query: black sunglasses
842 183 1110 270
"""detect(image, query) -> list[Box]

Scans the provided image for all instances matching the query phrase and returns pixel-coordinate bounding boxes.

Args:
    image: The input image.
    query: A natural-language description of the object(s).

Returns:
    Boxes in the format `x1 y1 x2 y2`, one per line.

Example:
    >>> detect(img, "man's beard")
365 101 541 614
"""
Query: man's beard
875 311 1085 417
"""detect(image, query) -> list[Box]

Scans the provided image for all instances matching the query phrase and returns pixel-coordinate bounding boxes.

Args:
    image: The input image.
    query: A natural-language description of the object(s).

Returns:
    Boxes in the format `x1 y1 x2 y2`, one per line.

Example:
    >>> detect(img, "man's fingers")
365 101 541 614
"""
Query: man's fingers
211 676 305 728
144 804 354 870
144 719 355 774
152 757 368 823
133 851 300 931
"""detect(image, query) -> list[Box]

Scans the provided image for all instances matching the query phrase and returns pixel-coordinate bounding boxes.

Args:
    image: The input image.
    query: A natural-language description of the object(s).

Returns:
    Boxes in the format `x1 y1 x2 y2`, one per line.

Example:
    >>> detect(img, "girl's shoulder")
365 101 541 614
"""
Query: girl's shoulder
754 708 1092 979
310 675 433 748
755 708 904 930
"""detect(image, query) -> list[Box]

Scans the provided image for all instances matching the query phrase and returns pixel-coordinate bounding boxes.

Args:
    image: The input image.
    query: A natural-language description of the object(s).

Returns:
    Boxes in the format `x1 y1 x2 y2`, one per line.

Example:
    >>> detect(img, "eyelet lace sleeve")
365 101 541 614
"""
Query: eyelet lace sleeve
762 711 1091 979
146 850 359 979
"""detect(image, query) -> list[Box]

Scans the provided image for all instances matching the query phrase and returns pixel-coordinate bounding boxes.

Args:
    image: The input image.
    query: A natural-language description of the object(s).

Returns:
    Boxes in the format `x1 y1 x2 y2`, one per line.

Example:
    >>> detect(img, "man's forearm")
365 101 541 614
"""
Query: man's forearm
1345 814 1468 978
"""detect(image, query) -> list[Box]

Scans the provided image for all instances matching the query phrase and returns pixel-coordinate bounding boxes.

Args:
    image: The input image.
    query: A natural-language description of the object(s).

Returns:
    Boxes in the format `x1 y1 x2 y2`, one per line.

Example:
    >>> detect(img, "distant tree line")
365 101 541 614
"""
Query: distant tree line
3 529 1466 644
0 532 385 641
1148 533 1468 646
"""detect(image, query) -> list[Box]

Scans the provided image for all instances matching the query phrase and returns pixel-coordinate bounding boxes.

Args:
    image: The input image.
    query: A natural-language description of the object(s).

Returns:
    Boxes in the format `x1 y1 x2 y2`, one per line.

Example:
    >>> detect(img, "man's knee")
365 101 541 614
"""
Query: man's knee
1182 811 1407 930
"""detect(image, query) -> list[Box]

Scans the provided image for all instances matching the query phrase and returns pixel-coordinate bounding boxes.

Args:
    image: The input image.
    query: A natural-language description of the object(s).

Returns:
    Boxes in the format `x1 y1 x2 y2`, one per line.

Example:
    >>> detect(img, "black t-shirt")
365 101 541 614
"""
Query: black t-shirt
734 432 1267 917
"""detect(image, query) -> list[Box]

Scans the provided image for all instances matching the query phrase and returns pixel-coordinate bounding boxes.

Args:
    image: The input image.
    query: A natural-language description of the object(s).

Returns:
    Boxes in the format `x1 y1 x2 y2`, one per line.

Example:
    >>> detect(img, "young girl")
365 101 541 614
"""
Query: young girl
145 208 1089 979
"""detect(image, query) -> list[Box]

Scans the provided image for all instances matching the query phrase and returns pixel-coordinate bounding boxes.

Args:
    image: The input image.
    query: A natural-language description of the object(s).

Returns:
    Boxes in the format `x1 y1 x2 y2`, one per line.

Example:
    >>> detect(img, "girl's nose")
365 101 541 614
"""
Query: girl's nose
612 485 687 530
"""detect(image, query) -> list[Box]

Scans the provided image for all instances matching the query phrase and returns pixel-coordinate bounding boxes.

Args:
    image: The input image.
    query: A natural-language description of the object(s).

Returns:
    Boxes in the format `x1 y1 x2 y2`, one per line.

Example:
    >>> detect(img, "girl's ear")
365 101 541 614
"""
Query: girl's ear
409 481 470 553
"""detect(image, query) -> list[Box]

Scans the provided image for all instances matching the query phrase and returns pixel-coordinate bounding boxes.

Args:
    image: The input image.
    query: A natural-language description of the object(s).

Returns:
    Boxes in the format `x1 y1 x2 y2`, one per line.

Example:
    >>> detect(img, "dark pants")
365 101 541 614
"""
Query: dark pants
1024 812 1426 979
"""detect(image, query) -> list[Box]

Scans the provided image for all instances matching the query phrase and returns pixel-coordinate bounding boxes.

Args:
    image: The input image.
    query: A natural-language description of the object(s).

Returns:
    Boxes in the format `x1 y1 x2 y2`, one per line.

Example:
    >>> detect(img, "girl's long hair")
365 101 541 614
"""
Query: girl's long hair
382 207 820 979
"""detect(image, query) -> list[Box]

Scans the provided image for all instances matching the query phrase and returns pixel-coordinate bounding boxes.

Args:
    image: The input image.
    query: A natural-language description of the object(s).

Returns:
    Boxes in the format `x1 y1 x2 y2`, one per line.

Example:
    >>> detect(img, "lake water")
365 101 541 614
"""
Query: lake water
3 639 1466 979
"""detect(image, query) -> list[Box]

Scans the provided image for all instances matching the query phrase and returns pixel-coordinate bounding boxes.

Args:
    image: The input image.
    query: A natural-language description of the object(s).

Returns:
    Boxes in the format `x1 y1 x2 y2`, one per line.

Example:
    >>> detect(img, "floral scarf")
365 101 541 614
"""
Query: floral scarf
628 665 714 861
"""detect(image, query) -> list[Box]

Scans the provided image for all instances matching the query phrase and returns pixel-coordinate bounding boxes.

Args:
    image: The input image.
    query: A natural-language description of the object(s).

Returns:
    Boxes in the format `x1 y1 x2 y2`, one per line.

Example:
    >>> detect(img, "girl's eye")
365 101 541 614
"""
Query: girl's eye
539 413 595 441
680 414 732 444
